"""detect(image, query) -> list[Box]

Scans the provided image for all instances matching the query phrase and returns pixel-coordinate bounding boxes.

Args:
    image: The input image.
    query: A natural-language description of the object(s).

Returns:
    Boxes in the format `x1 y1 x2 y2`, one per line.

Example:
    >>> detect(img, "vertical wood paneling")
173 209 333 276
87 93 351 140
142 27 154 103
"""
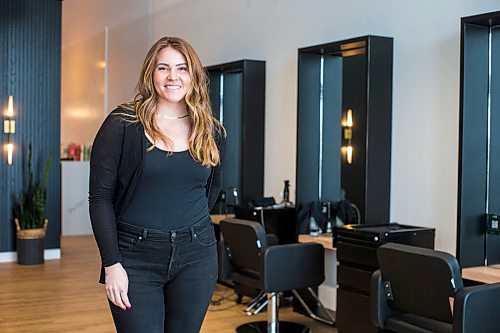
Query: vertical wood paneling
0 1 10 251
0 0 61 252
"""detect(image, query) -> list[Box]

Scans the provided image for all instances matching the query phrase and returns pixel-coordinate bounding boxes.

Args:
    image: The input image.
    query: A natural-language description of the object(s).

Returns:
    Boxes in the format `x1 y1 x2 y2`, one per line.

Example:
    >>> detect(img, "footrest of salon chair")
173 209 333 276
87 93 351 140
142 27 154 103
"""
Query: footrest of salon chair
236 320 310 333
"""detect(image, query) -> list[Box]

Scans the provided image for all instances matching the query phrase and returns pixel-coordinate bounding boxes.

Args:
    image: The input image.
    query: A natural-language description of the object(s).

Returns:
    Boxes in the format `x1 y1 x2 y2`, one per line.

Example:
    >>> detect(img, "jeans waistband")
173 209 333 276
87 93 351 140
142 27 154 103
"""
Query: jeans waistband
117 216 212 241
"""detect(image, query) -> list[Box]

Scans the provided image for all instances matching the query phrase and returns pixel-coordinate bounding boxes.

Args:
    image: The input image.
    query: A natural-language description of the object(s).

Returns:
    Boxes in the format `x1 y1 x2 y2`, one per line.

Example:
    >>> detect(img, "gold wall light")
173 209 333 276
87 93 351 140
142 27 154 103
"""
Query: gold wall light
4 96 15 165
341 108 353 164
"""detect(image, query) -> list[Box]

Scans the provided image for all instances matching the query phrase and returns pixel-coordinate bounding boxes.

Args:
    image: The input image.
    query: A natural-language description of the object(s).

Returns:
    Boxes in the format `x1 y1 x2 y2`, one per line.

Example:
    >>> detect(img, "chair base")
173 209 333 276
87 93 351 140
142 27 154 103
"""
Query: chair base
236 321 310 333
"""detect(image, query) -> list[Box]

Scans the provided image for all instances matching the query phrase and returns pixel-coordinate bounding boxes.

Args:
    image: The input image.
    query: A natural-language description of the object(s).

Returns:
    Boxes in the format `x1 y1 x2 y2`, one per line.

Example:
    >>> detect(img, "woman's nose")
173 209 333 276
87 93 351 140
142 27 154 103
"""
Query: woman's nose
167 68 178 80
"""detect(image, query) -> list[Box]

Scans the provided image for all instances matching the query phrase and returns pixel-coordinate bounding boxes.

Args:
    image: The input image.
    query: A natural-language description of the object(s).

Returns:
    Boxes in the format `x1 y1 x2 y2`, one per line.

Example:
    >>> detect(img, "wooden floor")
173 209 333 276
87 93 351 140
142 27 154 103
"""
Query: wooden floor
0 236 336 333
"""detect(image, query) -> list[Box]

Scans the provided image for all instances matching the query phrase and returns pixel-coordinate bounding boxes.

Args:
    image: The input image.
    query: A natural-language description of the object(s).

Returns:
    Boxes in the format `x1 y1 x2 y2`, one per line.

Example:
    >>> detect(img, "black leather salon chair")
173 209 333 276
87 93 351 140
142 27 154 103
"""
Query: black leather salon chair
220 218 326 333
218 231 279 311
371 242 500 333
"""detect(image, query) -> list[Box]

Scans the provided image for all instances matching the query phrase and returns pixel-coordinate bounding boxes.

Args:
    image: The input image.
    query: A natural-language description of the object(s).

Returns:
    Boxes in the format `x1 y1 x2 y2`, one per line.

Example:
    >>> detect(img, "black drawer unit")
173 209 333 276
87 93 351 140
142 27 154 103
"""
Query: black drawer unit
234 206 298 244
334 223 435 333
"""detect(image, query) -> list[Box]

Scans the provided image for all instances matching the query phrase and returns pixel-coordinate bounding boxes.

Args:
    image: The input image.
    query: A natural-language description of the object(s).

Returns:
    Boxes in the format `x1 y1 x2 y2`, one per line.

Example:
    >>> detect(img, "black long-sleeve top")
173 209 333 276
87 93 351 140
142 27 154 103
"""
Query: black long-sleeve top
89 108 225 267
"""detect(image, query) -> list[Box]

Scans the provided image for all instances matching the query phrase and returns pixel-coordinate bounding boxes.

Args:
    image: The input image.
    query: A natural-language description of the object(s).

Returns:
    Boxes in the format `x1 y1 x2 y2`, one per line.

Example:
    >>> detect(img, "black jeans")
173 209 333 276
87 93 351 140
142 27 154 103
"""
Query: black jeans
109 217 218 333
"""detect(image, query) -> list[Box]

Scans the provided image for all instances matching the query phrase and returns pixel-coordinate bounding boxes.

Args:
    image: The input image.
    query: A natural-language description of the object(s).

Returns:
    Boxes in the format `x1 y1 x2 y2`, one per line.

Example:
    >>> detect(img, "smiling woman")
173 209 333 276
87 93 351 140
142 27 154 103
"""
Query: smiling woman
153 47 192 108
149 47 192 152
88 37 226 333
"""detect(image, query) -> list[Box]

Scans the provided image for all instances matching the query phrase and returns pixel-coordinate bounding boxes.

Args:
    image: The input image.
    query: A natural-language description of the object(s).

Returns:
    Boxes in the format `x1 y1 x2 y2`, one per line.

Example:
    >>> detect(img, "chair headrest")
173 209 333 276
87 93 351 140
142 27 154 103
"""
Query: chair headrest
377 242 463 324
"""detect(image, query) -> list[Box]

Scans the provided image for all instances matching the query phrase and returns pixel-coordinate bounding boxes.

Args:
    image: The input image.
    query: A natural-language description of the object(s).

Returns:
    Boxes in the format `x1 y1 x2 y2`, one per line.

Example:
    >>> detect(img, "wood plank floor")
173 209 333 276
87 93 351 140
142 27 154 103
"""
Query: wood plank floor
0 236 336 333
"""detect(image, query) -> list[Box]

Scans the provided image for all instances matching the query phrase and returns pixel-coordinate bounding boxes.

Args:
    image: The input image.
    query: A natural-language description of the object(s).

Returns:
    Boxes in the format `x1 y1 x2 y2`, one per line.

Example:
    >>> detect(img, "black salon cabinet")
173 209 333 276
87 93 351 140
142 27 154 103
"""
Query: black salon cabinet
334 224 435 333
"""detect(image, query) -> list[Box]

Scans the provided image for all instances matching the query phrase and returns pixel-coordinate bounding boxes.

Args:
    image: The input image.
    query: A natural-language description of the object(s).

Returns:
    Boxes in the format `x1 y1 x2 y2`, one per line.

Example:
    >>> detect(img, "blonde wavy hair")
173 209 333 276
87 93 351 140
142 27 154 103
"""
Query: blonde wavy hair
119 37 224 167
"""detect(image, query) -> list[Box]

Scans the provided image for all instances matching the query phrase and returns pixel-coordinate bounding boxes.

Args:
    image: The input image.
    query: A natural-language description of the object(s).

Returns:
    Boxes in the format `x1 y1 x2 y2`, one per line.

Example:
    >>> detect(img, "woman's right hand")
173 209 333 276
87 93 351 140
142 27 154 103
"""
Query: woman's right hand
104 263 132 310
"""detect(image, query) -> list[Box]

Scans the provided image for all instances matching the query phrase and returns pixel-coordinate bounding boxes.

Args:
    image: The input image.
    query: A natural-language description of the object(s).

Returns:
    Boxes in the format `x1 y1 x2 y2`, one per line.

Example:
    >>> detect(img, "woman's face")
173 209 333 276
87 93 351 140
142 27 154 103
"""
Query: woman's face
153 46 192 106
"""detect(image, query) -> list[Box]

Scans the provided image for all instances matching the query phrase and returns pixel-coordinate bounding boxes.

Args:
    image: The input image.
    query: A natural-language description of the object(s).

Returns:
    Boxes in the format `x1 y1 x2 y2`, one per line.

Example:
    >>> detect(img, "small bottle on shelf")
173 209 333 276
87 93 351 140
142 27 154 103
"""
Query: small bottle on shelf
281 180 294 207
309 216 322 237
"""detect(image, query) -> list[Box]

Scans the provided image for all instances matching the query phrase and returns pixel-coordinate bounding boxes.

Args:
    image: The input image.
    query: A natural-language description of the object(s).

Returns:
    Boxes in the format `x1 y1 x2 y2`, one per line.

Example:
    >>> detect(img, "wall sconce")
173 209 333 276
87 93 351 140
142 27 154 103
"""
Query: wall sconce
341 108 353 164
4 96 15 165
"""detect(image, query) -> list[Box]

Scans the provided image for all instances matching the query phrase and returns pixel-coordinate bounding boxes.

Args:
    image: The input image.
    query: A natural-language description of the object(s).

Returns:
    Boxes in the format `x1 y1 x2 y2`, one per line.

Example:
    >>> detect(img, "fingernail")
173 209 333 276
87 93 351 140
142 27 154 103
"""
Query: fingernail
122 307 127 311
127 305 132 309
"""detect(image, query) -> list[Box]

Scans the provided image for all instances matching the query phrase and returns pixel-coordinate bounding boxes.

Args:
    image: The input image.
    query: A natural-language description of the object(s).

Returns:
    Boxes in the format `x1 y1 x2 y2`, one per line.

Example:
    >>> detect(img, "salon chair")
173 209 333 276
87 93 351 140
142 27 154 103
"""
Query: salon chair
218 232 279 312
220 218 331 333
371 242 500 333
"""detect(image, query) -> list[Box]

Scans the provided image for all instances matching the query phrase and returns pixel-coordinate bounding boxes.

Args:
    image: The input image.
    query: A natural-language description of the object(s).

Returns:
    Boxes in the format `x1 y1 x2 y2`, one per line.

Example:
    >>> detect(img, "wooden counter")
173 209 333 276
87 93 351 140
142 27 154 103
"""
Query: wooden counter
462 266 500 284
210 214 235 225
298 234 335 251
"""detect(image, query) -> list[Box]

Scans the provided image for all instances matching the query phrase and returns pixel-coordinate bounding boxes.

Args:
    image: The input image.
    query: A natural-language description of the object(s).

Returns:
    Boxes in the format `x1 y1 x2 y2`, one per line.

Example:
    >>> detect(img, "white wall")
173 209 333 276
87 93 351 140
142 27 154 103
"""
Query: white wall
61 161 92 236
61 0 153 147
62 0 500 254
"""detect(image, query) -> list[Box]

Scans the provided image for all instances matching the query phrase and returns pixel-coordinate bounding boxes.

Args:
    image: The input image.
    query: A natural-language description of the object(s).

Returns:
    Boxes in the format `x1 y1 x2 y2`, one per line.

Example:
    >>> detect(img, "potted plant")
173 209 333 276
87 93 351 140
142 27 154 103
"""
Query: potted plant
14 144 51 265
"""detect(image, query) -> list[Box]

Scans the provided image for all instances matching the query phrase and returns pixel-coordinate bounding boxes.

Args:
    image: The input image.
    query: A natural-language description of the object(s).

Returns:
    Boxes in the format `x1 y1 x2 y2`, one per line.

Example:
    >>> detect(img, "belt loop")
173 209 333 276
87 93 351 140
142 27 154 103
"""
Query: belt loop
190 226 195 242
142 229 148 239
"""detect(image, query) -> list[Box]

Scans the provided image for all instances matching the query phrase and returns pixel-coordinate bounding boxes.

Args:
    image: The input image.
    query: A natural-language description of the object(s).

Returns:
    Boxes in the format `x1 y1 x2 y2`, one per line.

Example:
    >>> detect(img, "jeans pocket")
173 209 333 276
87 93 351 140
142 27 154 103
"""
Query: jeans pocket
117 230 144 251
194 224 216 247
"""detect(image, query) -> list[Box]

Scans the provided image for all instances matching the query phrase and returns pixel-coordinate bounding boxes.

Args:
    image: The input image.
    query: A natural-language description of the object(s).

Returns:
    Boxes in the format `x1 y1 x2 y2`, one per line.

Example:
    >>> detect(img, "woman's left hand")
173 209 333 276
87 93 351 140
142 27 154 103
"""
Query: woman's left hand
104 262 132 311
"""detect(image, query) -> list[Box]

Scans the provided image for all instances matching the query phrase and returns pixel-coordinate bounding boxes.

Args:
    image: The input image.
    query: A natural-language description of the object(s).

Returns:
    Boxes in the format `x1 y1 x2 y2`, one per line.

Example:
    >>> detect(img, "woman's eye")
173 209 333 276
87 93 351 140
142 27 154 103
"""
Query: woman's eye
158 66 167 71
178 67 188 71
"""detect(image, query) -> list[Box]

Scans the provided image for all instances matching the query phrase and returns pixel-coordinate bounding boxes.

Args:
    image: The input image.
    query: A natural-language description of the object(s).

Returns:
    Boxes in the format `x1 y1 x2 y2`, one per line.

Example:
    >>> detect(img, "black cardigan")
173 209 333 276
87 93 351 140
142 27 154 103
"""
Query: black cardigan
89 108 225 267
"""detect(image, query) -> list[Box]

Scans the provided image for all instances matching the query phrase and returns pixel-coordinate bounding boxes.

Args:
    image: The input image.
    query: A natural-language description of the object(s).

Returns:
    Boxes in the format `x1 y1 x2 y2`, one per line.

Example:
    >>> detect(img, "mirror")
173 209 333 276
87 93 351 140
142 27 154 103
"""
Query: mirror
296 36 393 225
457 11 500 267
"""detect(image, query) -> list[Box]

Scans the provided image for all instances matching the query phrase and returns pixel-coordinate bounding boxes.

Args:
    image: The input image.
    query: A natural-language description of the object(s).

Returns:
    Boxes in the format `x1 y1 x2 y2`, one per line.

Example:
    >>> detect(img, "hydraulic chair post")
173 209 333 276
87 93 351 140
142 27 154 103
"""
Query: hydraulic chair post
267 292 279 333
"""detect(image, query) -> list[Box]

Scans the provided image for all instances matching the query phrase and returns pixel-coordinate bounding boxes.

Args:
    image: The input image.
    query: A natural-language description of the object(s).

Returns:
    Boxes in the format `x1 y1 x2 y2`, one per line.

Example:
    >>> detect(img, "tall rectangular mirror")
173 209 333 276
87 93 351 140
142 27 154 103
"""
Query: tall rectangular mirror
296 36 393 225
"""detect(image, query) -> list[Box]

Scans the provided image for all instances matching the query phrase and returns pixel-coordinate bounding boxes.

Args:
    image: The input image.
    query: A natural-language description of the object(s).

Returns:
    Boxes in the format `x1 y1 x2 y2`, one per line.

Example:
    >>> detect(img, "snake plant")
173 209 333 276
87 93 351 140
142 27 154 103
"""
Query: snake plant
14 144 52 229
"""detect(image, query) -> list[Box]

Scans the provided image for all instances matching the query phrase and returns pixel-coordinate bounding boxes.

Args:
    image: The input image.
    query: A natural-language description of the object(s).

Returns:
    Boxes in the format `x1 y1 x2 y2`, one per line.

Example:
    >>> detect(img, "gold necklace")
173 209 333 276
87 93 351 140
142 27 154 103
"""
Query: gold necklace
156 113 189 120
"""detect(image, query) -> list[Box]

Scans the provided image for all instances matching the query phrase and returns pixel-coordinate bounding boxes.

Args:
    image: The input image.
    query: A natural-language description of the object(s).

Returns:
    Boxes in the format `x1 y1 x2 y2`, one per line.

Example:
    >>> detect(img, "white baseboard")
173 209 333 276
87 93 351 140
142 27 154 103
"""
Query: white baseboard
0 248 61 263
45 249 62 260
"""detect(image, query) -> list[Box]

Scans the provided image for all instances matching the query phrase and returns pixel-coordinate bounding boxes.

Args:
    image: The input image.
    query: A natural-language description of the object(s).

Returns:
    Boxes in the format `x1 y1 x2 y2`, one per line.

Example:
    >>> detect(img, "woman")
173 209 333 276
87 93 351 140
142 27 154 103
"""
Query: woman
89 37 225 333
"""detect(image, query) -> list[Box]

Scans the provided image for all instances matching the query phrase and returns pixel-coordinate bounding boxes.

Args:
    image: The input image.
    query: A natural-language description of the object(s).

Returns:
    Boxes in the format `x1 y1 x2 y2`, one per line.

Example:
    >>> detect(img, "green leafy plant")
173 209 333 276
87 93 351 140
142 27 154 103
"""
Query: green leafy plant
14 144 52 229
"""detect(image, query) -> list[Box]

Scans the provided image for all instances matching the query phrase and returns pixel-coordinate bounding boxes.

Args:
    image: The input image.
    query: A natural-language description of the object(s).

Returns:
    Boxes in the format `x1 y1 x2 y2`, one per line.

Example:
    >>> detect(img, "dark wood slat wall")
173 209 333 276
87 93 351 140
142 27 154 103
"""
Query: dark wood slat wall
0 1 10 251
0 0 62 252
